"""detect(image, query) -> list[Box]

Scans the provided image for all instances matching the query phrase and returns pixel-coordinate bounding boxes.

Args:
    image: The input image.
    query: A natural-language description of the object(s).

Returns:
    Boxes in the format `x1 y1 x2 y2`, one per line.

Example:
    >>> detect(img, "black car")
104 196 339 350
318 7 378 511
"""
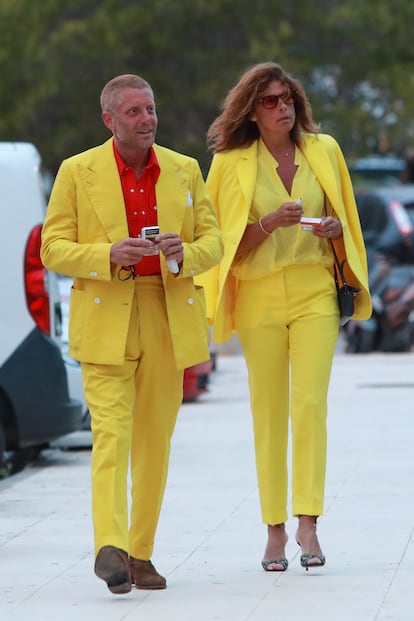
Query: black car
354 185 414 263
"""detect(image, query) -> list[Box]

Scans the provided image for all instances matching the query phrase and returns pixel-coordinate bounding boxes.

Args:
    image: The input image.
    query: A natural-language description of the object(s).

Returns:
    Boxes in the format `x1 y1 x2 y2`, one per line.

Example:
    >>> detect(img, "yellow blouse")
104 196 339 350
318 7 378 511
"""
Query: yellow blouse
231 139 334 280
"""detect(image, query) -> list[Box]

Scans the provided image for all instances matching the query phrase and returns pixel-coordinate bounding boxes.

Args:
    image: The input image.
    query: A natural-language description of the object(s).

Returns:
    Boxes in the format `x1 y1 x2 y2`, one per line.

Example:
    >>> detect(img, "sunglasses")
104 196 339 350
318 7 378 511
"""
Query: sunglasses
257 89 294 109
118 265 137 281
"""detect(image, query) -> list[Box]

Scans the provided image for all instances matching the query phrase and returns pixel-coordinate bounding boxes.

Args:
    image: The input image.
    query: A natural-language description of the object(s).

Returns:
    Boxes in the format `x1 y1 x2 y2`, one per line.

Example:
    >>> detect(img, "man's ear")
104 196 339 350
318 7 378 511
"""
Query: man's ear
102 111 113 131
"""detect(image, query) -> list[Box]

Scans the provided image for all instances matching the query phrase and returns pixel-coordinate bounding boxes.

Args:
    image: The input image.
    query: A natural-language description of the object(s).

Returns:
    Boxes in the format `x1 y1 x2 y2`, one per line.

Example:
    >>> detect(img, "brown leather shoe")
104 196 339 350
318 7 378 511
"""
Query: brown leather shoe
129 557 167 590
94 545 131 594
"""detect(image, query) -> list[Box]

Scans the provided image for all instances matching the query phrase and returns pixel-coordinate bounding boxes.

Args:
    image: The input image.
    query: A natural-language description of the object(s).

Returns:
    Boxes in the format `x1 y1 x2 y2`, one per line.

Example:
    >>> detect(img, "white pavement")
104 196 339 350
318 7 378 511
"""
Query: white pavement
1 350 414 621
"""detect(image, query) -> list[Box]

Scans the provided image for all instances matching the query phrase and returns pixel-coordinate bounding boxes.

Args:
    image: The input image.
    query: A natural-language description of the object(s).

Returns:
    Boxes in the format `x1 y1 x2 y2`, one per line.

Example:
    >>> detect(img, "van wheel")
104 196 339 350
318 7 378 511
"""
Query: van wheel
0 422 11 478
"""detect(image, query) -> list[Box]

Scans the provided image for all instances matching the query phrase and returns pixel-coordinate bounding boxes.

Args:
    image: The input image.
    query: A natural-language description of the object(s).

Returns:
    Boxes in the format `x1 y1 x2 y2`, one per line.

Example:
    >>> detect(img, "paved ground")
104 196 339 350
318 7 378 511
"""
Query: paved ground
1 348 413 620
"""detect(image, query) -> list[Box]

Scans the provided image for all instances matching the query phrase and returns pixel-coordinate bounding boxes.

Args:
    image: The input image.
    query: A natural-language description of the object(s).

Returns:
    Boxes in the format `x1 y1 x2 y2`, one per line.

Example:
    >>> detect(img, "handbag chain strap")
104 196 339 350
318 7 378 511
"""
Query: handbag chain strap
329 240 348 287
324 199 348 288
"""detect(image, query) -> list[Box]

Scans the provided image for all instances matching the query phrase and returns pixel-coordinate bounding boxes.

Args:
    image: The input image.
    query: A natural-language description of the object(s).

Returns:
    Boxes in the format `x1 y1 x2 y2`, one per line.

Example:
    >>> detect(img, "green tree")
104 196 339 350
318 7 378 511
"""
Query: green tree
0 0 413 174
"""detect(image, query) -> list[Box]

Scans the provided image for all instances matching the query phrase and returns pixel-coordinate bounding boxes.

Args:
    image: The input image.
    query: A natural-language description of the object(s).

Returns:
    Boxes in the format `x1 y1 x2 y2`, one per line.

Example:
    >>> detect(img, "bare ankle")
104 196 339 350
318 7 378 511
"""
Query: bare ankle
297 515 318 528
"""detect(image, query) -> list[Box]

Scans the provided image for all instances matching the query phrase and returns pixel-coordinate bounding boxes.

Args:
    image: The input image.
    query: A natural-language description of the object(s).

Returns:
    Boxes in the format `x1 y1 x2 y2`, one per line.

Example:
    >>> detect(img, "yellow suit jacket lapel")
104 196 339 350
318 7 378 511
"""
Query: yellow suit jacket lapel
154 145 189 234
237 142 258 218
229 143 258 241
77 139 128 242
300 135 344 216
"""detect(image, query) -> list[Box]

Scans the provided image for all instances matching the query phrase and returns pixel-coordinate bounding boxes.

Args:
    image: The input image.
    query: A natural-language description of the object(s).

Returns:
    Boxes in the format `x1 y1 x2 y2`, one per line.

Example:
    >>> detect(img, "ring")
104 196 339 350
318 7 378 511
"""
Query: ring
328 230 332 237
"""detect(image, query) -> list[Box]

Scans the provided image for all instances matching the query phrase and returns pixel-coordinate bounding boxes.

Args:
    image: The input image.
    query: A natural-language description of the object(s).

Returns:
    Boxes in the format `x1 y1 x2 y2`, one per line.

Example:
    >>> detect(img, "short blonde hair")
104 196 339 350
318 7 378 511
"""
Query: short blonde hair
100 74 153 113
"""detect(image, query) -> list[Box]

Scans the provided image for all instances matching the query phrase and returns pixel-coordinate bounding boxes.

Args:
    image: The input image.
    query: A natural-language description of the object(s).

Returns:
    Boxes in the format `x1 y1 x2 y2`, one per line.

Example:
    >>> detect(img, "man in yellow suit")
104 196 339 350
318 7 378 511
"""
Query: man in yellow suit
41 74 223 594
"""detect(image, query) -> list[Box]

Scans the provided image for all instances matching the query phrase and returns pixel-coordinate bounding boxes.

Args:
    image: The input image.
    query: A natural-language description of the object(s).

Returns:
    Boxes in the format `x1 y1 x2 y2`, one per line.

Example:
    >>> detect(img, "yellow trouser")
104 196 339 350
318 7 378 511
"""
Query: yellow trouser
81 276 183 560
234 264 339 525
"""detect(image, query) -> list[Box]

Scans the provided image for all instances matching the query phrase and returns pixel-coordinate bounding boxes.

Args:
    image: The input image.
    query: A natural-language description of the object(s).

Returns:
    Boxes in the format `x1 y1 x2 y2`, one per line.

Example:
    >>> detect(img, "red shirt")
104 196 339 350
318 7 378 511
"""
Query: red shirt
113 142 161 275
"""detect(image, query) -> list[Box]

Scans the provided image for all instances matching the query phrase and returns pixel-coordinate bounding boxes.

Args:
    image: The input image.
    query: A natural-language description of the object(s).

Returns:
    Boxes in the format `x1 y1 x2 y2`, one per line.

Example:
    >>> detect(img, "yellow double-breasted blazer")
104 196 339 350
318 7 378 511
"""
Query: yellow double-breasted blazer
198 133 372 342
41 139 223 369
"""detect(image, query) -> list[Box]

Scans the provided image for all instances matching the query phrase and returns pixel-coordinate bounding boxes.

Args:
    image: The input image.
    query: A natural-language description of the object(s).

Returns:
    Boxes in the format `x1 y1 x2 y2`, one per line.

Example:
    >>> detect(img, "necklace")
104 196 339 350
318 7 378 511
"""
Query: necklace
273 147 294 163
270 142 294 160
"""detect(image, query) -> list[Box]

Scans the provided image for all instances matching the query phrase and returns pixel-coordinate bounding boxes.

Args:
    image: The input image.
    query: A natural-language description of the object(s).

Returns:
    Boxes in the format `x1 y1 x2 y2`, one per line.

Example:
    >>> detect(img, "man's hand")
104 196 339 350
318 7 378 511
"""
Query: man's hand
110 237 157 265
156 233 184 265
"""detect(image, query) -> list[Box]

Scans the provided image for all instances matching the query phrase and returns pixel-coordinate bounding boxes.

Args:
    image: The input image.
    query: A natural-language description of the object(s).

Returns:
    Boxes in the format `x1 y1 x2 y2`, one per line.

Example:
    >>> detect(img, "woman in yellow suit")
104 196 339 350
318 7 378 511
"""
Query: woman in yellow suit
202 63 371 571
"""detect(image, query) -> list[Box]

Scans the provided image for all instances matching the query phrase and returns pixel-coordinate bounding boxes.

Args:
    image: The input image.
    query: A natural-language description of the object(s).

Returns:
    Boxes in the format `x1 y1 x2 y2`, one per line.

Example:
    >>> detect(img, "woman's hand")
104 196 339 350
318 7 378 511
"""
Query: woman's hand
313 216 343 240
270 200 304 229
236 200 303 257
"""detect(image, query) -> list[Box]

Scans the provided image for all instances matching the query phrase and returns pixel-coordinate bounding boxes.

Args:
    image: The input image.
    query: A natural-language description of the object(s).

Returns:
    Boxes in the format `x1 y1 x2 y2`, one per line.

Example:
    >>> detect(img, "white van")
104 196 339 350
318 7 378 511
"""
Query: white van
0 142 83 468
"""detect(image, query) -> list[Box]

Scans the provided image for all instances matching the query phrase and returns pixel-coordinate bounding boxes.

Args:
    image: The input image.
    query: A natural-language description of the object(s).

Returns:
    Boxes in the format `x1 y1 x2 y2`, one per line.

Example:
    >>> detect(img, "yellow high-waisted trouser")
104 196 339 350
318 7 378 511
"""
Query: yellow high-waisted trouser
81 276 183 560
234 264 339 525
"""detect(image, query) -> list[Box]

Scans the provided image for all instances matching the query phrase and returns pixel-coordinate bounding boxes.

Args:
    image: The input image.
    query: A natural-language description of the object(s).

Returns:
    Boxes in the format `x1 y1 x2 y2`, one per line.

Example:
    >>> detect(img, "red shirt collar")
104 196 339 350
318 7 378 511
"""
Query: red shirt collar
112 141 160 183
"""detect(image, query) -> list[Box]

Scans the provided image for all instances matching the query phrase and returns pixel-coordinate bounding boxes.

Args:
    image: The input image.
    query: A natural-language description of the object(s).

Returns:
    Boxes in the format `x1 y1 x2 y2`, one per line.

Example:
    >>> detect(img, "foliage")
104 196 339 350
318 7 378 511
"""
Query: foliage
0 0 413 175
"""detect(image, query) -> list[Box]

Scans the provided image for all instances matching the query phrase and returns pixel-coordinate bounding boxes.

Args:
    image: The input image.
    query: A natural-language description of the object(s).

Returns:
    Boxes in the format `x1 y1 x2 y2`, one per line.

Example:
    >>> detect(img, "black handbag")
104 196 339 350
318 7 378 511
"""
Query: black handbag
330 241 360 326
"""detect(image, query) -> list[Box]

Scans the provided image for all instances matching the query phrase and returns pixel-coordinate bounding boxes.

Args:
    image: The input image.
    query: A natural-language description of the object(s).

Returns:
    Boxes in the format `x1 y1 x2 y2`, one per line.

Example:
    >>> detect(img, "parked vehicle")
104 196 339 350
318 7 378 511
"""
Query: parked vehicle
0 142 83 470
354 185 414 264
344 185 414 352
345 250 414 353
182 355 214 402
349 155 406 187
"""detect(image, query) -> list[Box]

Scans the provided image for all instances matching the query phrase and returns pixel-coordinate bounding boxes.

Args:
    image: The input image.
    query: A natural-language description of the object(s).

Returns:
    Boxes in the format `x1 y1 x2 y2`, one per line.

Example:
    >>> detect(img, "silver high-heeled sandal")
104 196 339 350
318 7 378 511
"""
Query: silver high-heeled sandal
262 558 289 572
262 523 289 572
297 546 326 570
296 516 326 571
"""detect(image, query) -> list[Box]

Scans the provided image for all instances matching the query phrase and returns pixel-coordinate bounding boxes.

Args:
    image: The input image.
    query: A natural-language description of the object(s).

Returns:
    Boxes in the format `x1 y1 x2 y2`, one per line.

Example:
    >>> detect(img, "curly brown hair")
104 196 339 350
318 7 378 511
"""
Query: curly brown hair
207 62 319 153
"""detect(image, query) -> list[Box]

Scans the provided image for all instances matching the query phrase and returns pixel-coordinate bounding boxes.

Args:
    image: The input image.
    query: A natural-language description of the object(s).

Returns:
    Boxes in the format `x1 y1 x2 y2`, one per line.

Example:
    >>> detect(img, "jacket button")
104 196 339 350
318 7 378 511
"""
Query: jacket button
94 297 101 304
188 298 194 305
89 271 98 277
